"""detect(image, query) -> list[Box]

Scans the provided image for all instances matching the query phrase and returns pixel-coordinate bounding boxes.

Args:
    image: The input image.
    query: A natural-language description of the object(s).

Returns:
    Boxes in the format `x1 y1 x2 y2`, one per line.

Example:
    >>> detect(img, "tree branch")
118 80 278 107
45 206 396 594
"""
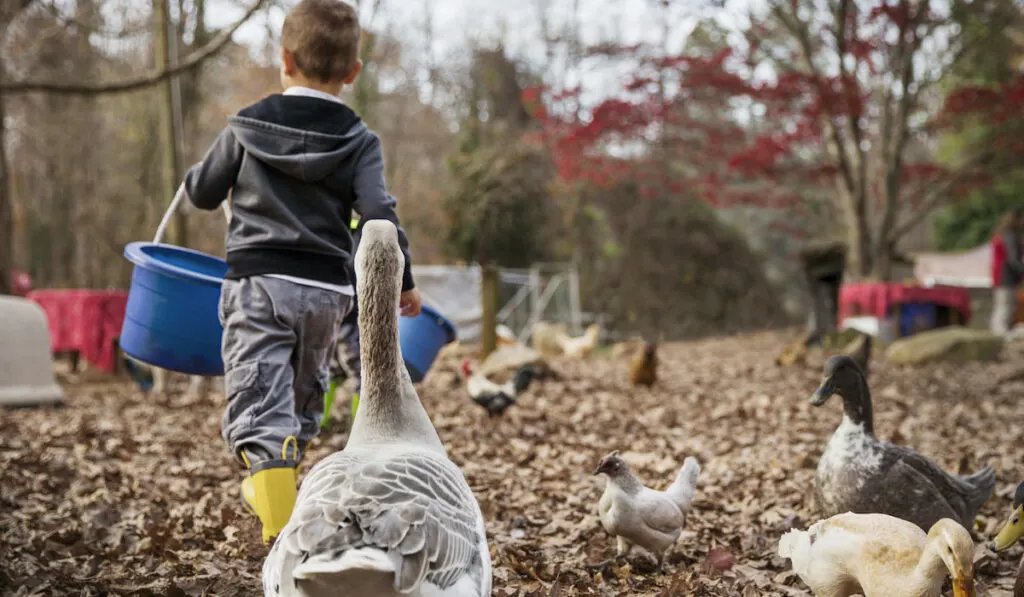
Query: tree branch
36 1 152 39
772 2 864 245
0 0 267 95
831 0 869 239
887 150 992 243
773 5 856 188
877 0 922 257
0 0 36 23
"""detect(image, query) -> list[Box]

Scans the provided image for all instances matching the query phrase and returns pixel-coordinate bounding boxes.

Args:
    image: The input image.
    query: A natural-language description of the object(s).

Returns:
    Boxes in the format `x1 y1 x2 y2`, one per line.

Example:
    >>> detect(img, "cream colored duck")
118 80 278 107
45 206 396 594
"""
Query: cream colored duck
778 512 976 597
261 221 491 597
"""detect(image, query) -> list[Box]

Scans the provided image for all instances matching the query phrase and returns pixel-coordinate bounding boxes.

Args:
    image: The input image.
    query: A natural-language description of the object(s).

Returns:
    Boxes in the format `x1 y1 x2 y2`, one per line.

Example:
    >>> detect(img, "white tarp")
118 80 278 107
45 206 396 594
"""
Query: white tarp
912 245 992 288
412 265 483 341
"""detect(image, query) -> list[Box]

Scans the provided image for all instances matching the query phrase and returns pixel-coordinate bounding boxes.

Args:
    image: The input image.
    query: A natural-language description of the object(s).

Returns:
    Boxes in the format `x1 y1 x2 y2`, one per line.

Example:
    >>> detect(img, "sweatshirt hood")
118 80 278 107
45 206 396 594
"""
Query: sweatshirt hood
227 94 365 183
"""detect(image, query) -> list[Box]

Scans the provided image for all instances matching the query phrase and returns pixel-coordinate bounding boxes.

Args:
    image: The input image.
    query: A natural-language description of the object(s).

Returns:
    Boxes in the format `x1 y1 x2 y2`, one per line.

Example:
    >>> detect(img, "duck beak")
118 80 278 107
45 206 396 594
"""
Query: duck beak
990 506 1024 552
952 575 975 597
810 379 833 406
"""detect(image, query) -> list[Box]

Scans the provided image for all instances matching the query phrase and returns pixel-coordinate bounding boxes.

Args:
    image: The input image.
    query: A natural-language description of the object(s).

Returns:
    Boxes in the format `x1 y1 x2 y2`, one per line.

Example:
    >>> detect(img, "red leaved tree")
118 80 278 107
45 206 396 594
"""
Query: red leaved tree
535 0 1022 281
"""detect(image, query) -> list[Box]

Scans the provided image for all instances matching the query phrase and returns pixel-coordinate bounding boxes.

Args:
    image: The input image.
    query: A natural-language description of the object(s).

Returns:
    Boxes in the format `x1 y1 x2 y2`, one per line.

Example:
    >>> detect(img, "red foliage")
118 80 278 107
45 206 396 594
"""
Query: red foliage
529 0 1021 240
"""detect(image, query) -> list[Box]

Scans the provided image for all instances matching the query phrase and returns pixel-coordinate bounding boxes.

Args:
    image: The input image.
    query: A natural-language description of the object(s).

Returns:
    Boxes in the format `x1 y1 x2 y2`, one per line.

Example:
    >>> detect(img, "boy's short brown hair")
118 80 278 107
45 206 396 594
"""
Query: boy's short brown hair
281 0 361 83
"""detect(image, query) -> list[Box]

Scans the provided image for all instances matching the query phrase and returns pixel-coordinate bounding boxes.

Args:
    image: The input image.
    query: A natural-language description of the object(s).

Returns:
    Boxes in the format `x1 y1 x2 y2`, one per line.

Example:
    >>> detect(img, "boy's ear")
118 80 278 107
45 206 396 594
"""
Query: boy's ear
281 48 298 77
343 60 363 85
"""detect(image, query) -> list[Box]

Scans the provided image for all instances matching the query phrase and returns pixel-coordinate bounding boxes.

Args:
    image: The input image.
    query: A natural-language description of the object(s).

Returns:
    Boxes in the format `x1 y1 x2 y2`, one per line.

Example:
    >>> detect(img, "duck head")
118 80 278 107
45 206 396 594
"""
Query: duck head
810 355 865 406
990 481 1024 552
810 355 874 431
928 519 976 597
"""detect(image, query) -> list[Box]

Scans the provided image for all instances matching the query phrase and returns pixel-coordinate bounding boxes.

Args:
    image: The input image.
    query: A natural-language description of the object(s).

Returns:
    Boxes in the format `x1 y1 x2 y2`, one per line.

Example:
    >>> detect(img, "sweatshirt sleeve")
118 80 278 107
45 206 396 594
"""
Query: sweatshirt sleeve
182 126 243 211
352 132 416 292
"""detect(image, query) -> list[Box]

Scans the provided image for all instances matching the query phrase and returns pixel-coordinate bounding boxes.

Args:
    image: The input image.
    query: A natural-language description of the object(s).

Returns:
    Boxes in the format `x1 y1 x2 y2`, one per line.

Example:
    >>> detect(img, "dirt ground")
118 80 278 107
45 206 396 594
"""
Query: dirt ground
3 329 1024 596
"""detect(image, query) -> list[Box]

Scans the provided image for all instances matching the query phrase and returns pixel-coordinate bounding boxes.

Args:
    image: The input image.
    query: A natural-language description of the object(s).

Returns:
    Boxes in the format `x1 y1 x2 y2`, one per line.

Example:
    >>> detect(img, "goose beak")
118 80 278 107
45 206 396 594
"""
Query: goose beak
990 505 1024 552
952 575 975 597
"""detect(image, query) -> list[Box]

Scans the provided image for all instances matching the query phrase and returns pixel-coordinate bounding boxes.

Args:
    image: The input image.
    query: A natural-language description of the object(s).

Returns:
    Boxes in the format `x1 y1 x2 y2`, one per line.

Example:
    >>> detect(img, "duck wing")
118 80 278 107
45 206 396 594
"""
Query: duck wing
264 449 490 597
874 457 961 530
880 442 991 527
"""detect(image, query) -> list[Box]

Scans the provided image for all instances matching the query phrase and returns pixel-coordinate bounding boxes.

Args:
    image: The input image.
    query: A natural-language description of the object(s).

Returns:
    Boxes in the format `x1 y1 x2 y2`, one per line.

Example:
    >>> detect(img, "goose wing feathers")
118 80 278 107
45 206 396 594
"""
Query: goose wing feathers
265 449 488 595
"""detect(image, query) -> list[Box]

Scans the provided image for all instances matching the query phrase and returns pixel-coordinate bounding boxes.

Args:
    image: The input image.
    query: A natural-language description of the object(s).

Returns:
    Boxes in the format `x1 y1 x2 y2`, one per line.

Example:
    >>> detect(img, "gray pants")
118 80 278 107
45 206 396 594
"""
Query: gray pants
991 286 1019 334
219 276 351 464
331 306 361 394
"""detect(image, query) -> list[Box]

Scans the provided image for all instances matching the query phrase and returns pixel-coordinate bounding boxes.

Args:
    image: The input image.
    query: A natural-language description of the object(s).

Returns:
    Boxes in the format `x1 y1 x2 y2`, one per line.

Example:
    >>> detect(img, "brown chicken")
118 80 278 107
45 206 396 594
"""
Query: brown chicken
629 342 658 387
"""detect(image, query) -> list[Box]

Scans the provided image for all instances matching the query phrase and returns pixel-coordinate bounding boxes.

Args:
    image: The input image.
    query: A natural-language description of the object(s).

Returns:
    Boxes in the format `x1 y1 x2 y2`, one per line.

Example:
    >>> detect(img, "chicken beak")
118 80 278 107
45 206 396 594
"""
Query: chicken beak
952 575 975 597
990 506 1024 552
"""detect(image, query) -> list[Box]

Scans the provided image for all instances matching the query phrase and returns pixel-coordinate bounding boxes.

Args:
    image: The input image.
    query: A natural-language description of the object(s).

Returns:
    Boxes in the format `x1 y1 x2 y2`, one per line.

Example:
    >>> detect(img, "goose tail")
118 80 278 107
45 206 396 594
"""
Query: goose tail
291 547 401 597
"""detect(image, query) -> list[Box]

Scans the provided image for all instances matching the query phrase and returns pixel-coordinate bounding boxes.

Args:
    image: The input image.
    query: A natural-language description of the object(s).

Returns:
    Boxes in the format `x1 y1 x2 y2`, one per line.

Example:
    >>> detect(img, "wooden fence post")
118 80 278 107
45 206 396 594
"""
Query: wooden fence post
481 264 498 360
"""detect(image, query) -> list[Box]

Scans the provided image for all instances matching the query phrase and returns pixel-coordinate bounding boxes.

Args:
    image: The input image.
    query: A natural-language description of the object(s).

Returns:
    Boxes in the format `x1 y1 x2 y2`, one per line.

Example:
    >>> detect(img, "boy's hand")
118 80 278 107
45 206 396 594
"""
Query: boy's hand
400 289 422 318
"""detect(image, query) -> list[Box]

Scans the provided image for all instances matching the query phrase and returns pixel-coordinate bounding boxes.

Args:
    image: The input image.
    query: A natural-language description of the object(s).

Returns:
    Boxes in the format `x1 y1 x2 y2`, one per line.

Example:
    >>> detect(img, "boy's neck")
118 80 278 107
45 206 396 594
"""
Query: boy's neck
282 77 343 97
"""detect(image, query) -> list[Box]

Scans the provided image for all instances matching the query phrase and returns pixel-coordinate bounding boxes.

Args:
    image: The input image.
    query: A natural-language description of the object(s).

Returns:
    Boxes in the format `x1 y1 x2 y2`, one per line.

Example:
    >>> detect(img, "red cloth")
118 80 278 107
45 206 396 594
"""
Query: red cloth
992 236 1007 287
27 289 128 374
838 282 972 324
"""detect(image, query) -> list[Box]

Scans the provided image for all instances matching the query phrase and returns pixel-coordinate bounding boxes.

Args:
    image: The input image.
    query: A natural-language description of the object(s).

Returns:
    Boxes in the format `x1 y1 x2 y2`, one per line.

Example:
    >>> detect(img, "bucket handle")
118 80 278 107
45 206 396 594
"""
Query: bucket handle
153 184 232 244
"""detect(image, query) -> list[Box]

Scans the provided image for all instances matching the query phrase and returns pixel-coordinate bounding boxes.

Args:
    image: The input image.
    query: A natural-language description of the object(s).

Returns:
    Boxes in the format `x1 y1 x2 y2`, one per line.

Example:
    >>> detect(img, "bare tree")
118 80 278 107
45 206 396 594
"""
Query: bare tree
0 0 267 294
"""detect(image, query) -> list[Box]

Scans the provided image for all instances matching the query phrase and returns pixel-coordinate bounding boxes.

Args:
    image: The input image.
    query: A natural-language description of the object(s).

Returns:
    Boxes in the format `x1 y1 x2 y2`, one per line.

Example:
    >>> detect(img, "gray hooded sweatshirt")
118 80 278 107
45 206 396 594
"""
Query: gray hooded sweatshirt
182 94 415 291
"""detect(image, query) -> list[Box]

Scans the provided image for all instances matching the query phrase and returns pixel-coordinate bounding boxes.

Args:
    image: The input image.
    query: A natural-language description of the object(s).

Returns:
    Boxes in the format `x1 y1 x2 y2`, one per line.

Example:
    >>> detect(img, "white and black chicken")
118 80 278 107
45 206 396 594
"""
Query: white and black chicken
459 360 540 417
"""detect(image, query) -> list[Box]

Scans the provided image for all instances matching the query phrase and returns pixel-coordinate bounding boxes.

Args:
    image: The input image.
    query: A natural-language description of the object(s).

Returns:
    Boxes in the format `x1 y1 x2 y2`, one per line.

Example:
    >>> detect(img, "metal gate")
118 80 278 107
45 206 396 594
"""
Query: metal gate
498 262 582 344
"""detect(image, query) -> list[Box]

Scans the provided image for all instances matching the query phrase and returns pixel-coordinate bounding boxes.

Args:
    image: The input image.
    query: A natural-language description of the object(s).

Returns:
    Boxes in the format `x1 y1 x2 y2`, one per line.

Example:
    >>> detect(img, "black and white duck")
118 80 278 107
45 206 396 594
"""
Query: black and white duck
810 355 995 532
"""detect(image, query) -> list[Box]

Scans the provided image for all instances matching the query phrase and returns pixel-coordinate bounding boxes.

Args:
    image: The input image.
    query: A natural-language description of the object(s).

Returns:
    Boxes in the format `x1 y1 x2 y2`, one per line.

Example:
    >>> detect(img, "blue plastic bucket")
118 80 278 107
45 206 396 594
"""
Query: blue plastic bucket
399 304 457 382
121 242 227 376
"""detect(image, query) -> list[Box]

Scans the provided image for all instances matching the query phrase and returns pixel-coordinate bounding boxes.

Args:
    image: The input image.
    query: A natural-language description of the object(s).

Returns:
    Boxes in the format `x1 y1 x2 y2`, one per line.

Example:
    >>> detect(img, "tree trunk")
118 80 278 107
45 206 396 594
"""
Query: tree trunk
154 0 185 246
480 264 498 360
0 78 10 295
0 1 33 294
870 245 894 282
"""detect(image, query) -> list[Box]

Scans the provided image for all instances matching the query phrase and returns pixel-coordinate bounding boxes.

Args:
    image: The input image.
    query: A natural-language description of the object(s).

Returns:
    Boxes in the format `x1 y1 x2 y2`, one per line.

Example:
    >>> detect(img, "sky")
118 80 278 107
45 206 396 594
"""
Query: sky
203 0 764 111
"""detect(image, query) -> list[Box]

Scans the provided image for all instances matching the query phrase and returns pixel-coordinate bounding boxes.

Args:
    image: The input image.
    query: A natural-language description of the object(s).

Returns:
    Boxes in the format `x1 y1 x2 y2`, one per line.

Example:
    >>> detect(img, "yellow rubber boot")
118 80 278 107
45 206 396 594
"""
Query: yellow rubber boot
239 437 300 544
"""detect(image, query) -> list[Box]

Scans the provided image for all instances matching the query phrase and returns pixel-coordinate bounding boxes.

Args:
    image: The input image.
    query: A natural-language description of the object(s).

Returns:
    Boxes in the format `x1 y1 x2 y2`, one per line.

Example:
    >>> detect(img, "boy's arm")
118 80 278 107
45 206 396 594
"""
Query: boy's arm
182 127 243 211
352 133 416 292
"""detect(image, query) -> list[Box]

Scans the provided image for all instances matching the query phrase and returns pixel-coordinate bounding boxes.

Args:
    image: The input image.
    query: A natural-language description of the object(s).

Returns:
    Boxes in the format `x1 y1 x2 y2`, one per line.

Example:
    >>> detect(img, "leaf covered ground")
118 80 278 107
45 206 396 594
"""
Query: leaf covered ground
3 329 1024 596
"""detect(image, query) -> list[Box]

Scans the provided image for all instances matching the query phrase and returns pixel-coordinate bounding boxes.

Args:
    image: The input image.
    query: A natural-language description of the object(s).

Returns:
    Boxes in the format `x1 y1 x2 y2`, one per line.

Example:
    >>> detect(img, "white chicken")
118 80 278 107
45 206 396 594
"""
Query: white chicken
593 451 701 571
559 323 601 359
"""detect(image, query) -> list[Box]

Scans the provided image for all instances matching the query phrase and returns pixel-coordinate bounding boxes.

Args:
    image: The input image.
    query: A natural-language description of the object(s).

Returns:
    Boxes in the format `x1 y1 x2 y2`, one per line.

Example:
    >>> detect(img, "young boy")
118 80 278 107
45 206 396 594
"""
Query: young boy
181 0 420 543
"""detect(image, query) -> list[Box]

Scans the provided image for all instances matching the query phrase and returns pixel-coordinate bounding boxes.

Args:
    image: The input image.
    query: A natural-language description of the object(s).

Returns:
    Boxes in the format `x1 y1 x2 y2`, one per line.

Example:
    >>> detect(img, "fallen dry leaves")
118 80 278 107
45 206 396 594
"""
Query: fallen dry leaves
3 329 1024 596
